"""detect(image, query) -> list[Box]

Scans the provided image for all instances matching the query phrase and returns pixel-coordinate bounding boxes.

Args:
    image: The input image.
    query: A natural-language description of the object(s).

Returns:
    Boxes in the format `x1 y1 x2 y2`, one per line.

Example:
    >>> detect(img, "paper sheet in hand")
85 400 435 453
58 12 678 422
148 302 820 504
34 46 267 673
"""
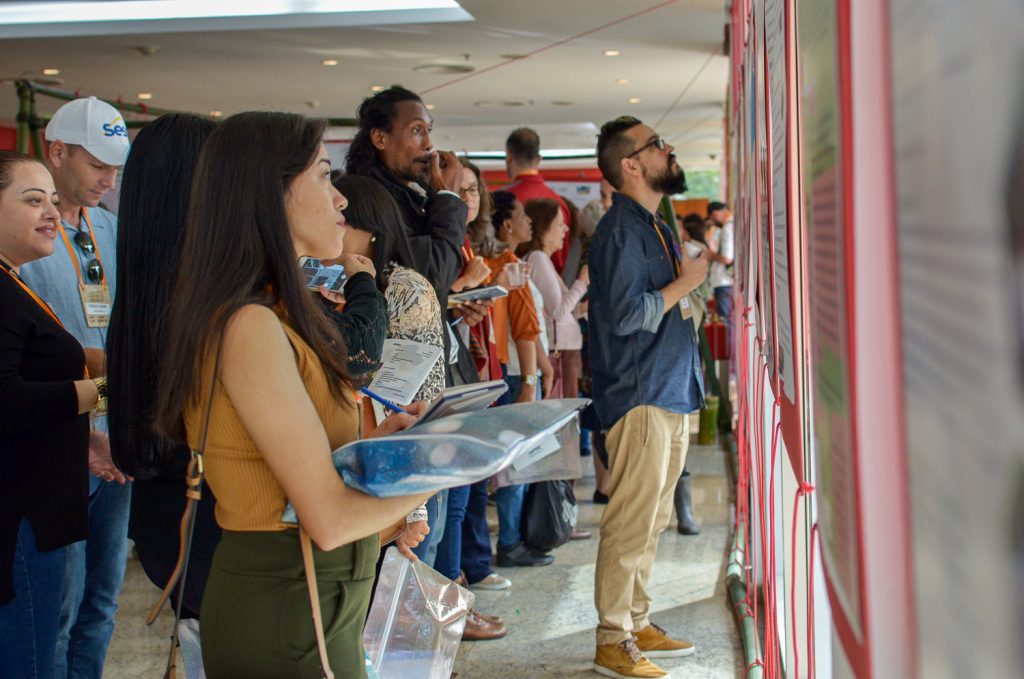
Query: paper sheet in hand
368 339 443 406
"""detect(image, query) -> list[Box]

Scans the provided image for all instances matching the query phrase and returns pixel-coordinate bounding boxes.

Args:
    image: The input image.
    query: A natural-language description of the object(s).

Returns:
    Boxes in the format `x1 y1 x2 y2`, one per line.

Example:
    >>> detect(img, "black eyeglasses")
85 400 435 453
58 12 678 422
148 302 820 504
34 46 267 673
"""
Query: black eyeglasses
73 230 103 283
627 136 667 158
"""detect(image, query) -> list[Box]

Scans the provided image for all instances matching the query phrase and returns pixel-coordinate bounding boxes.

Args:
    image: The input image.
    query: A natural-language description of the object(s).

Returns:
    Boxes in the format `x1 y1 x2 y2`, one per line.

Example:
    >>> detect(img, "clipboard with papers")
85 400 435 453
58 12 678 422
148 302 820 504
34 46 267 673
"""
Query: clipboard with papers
415 380 509 425
446 285 508 307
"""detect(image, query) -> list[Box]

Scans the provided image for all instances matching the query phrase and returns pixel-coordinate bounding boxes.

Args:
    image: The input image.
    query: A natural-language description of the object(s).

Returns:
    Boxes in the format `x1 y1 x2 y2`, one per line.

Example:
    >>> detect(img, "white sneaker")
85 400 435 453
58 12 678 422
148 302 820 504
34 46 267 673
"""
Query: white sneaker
469 572 512 590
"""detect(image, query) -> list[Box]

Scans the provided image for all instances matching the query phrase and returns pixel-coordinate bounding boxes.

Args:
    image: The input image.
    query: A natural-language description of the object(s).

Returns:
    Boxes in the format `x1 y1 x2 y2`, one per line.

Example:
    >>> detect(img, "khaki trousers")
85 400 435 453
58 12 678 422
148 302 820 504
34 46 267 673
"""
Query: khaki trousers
594 405 688 646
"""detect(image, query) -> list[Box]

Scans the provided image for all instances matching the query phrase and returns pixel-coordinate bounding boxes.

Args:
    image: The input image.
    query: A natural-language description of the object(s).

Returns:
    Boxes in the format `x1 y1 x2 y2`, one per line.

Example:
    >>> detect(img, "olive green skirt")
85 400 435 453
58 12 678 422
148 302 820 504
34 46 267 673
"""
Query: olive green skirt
200 529 379 679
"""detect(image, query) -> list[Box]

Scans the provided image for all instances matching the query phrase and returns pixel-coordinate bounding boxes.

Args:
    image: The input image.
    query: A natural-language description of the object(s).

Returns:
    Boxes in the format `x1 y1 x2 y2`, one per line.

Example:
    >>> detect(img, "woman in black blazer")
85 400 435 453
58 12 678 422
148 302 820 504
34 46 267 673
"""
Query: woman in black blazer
0 151 105 678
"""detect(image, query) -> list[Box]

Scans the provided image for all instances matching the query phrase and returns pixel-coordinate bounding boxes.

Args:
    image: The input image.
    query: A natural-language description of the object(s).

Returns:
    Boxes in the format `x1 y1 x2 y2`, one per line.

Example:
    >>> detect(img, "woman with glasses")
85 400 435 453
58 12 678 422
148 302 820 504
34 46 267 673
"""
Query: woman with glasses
0 151 106 678
154 112 432 678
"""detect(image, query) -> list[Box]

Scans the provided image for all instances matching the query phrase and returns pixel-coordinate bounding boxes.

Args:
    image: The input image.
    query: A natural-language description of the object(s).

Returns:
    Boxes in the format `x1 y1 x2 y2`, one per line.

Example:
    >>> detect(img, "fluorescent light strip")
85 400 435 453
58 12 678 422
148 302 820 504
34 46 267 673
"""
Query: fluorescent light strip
468 149 596 160
0 0 462 25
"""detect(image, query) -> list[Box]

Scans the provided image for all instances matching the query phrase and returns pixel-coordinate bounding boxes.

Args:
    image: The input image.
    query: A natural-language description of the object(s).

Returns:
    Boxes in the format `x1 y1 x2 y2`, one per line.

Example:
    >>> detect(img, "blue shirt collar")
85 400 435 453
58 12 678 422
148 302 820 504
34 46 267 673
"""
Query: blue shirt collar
612 191 661 219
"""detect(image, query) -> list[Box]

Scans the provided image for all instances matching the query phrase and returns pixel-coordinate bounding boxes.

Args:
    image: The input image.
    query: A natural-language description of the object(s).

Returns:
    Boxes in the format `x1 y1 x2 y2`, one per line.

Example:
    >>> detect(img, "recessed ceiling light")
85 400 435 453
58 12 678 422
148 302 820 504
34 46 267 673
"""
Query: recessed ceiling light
628 97 641 104
137 92 153 100
370 85 384 92
209 110 223 118
615 78 629 85
414 63 474 75
41 67 59 75
425 103 435 110
604 50 621 57
321 59 338 66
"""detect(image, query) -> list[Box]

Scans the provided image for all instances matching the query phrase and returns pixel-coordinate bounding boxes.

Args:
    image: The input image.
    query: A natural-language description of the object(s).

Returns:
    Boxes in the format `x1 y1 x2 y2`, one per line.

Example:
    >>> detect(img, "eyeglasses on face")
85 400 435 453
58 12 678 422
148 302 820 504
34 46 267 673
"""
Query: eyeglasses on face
626 136 668 158
459 183 480 197
72 230 103 282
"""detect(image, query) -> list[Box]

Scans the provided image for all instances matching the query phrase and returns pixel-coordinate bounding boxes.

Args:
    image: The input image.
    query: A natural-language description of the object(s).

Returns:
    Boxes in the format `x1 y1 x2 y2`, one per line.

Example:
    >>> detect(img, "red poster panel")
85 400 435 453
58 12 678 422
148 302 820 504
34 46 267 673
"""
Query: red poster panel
797 0 869 674
764 0 805 481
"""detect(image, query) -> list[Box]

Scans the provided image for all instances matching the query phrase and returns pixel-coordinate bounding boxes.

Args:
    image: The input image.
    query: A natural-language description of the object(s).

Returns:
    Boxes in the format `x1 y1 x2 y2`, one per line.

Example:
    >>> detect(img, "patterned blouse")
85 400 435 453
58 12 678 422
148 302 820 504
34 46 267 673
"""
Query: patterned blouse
384 264 446 405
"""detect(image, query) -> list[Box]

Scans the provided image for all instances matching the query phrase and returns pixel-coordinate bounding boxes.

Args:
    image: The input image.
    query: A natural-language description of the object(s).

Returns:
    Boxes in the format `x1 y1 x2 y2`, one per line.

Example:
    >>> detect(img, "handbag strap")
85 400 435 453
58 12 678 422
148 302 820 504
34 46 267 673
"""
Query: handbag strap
148 348 221 679
300 526 336 679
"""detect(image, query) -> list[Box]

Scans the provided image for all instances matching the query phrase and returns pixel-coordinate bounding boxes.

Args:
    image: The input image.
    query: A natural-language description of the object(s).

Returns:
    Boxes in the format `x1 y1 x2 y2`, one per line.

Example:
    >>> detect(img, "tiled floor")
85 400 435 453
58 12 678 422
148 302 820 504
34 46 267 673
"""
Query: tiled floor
104 431 741 678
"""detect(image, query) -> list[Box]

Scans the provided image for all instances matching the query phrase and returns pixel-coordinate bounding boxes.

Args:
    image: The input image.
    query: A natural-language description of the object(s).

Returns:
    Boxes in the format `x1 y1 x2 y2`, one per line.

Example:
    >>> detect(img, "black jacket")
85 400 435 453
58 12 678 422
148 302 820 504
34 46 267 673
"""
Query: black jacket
357 163 467 312
0 272 89 603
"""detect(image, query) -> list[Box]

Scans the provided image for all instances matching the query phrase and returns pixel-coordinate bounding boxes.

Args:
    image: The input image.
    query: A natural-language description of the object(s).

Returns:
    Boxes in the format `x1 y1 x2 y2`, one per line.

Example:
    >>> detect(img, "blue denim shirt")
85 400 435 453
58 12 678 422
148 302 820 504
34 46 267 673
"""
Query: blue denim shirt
20 206 118 433
587 193 704 428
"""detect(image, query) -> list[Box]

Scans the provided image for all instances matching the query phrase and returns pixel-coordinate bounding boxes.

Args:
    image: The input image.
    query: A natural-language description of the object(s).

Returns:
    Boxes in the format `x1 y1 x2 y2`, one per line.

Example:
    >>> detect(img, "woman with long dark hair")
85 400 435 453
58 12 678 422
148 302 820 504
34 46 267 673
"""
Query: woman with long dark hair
107 114 219 620
154 112 431 677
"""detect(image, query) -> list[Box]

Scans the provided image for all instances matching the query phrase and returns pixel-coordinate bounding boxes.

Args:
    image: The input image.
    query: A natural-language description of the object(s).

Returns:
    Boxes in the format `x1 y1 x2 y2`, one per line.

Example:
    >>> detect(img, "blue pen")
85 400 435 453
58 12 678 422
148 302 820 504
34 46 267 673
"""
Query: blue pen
450 317 464 327
359 386 409 414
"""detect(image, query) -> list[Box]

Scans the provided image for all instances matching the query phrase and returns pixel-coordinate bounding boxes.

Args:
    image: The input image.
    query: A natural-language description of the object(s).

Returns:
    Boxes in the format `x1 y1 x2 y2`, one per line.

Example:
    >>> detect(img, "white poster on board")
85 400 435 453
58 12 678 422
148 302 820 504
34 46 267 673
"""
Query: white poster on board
890 1 1024 676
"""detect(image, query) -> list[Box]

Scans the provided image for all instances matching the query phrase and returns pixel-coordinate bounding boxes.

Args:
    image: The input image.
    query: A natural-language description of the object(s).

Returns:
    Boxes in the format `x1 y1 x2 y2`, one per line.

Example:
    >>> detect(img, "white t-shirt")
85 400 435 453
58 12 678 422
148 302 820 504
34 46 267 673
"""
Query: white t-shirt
709 219 734 288
506 279 549 376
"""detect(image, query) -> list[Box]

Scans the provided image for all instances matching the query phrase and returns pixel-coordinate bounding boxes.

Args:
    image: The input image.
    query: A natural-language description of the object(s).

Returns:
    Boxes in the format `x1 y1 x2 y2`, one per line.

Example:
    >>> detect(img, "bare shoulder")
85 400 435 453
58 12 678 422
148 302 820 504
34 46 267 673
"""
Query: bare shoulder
222 304 289 353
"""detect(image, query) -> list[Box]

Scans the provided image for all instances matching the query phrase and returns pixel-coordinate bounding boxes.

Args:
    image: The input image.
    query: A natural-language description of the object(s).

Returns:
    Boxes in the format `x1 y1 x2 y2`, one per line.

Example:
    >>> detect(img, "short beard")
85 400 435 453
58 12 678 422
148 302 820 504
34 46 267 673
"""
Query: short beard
647 160 688 196
397 163 429 186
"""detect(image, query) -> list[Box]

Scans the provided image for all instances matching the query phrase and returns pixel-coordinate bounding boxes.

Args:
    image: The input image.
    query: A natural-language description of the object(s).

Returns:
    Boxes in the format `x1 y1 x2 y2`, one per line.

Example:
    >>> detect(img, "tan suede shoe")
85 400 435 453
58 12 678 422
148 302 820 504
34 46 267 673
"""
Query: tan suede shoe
634 623 696 658
593 638 668 678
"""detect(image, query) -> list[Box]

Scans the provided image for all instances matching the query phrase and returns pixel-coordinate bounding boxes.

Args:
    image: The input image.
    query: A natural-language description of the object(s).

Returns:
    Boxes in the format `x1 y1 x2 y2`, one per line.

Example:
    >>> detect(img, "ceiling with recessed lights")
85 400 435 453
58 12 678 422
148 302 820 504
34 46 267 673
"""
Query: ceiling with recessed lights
0 0 729 169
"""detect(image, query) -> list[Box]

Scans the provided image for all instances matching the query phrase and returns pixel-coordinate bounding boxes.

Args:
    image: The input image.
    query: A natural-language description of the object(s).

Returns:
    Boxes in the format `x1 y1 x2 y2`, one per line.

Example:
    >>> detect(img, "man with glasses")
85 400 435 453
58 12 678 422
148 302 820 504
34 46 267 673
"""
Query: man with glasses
588 116 709 679
20 96 130 678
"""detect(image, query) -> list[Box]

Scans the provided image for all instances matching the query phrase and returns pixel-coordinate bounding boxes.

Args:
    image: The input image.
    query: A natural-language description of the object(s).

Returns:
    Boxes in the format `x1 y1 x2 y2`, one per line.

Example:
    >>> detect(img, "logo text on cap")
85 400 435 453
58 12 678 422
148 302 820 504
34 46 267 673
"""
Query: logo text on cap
102 116 127 139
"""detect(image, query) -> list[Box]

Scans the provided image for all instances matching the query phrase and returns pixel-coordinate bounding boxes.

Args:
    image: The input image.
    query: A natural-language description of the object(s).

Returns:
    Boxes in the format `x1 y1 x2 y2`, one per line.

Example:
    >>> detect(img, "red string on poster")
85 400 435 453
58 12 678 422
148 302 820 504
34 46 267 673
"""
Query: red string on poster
790 482 817 678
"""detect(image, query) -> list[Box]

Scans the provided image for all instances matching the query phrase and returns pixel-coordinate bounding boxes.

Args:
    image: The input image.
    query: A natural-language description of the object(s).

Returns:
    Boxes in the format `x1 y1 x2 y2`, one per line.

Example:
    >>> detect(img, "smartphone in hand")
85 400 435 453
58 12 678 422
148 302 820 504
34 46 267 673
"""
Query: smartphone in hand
299 257 347 293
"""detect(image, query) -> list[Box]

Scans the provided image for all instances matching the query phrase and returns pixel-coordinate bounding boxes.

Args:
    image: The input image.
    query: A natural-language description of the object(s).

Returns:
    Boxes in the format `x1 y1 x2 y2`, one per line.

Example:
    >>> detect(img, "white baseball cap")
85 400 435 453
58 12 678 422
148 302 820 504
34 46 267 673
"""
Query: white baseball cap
45 96 131 167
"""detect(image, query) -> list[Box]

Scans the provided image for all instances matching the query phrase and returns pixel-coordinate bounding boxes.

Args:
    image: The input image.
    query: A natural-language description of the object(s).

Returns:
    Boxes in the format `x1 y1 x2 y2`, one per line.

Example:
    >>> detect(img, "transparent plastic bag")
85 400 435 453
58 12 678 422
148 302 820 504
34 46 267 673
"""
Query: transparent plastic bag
364 547 475 679
494 413 583 487
282 399 590 522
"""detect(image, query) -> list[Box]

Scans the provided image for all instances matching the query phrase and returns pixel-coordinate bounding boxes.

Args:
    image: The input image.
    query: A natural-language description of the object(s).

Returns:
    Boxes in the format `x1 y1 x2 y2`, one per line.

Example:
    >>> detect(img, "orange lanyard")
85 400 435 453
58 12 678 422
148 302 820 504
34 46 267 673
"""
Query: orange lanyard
1 264 65 329
1 263 89 378
460 241 475 264
650 217 681 277
58 209 107 288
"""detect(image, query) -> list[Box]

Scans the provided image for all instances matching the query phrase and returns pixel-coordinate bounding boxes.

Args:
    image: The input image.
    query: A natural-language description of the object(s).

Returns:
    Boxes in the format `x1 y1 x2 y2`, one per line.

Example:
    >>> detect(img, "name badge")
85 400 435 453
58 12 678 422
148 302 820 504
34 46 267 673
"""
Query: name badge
79 284 112 328
678 296 693 320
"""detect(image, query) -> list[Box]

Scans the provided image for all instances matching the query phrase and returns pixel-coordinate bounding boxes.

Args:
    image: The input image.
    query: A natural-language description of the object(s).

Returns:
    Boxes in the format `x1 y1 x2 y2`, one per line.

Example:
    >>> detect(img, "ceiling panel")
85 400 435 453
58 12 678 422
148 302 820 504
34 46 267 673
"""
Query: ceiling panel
0 0 729 168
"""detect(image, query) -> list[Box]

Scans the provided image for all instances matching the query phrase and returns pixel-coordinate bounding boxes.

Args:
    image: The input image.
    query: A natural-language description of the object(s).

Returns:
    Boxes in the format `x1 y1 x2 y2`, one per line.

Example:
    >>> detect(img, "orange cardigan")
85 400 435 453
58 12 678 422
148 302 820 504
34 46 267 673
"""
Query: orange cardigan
483 250 540 365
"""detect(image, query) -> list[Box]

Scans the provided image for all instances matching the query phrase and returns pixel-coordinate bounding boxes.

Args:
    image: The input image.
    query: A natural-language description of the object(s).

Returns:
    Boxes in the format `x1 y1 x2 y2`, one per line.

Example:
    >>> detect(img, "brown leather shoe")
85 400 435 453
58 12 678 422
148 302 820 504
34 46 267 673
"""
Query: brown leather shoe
462 608 507 641
475 609 504 625
570 529 593 540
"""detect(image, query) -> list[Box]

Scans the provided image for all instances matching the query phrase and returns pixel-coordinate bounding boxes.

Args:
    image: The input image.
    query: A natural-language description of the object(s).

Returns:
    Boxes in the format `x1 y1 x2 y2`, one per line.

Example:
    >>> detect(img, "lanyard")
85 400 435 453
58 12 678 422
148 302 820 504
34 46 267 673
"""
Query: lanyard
3 264 88 378
0 261 66 329
650 217 681 277
58 209 107 288
460 241 474 263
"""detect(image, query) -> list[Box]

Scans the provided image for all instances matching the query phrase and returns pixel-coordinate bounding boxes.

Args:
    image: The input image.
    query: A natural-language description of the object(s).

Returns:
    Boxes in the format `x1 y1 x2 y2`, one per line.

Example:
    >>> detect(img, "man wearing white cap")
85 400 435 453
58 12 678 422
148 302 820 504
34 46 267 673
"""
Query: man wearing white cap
20 96 130 677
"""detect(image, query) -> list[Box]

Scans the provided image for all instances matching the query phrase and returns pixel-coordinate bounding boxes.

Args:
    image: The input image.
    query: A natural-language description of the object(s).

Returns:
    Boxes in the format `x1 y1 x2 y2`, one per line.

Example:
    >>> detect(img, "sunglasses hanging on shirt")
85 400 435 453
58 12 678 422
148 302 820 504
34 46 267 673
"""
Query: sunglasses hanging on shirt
73 229 104 283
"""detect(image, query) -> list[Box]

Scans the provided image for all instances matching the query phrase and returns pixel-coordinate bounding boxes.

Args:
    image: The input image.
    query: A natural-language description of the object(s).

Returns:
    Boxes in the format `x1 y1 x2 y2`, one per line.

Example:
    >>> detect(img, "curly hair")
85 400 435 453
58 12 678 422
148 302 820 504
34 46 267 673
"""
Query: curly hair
345 86 422 176
490 190 518 241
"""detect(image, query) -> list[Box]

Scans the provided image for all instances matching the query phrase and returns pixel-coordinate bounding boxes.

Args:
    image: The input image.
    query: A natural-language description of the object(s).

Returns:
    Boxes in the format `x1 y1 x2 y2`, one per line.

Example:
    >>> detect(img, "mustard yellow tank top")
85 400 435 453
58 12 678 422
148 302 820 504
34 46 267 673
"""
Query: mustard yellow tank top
183 316 359 532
